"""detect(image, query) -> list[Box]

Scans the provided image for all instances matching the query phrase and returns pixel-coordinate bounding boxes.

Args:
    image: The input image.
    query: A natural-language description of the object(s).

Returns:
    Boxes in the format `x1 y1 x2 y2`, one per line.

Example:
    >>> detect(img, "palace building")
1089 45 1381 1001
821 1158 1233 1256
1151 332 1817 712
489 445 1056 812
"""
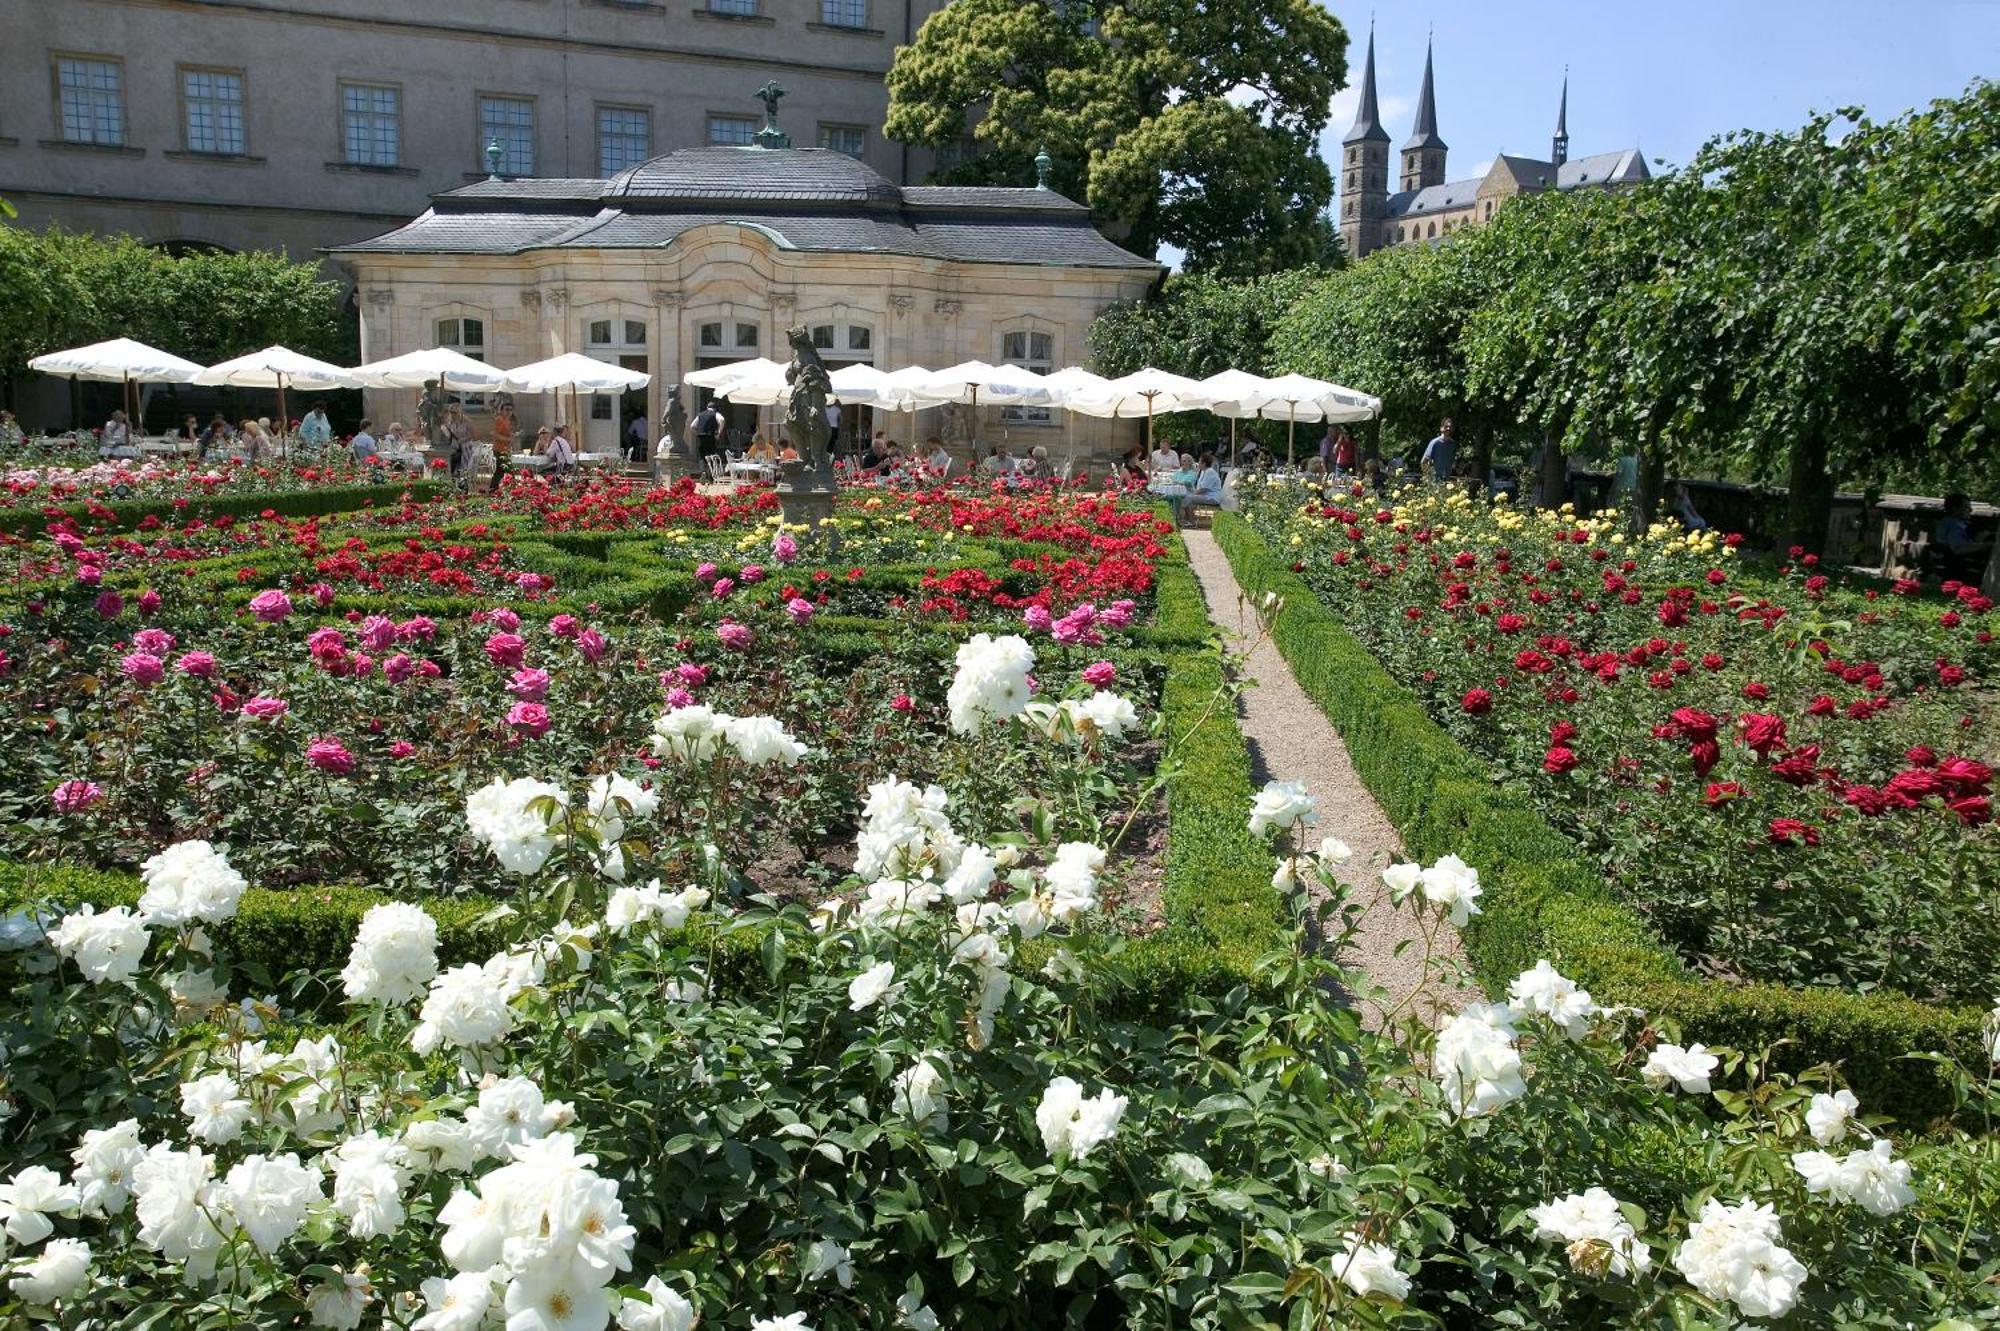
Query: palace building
329 137 1159 458
1337 32 1651 260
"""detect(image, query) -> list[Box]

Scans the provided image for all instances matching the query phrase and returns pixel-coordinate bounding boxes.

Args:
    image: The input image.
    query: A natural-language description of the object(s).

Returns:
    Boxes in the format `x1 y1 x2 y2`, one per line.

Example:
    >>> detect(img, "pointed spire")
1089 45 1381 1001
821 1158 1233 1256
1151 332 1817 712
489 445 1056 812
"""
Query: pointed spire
1403 33 1446 151
1342 18 1389 144
1551 68 1570 168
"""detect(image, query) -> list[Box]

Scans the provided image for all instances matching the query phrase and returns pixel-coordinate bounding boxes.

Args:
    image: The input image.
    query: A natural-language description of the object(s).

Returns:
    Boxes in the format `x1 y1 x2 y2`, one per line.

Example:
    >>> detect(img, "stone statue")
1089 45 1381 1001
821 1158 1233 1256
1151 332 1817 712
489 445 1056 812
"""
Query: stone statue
417 378 448 452
941 401 972 451
782 324 834 482
658 384 694 479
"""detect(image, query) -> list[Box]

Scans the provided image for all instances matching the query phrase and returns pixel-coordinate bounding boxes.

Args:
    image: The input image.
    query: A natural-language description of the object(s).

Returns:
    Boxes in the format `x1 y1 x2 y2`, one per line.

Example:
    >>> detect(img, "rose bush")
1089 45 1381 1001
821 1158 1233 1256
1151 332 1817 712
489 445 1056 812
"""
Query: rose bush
1239 477 1998 1005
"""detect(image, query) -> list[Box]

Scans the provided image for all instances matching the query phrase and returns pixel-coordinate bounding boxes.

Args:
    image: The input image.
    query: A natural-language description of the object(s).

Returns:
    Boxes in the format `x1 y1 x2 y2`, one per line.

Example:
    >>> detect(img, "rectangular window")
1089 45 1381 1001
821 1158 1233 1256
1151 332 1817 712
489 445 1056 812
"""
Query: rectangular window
181 68 245 155
820 0 867 25
479 95 534 176
434 317 486 407
706 114 758 147
597 105 649 174
340 82 400 166
1001 330 1054 424
56 57 124 146
707 0 757 13
817 123 865 158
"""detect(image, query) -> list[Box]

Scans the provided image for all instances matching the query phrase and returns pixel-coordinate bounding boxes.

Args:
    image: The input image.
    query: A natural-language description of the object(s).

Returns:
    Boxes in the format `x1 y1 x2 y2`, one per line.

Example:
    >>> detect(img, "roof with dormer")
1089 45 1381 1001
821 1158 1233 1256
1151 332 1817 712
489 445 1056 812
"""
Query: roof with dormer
329 146 1157 270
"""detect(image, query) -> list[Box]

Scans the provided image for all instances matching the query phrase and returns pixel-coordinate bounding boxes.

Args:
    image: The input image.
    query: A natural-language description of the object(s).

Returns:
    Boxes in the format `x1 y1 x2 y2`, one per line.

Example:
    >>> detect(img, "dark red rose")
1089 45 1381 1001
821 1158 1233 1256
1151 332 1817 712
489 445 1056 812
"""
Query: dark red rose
1702 781 1743 807
1905 746 1936 767
1550 720 1579 746
1936 757 1993 795
1669 707 1719 742
1461 688 1493 716
1738 713 1787 755
1742 682 1770 701
1689 739 1721 776
1768 818 1820 847
1949 795 1993 826
1805 695 1837 717
1544 746 1580 775
1841 784 1891 816
1885 768 1943 801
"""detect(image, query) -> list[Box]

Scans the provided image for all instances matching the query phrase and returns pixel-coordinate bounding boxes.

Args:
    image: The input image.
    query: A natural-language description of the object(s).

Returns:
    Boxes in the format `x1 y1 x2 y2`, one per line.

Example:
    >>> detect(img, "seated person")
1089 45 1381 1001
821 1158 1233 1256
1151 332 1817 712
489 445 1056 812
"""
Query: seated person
100 410 133 457
859 435 895 475
1148 442 1179 472
349 420 378 461
530 426 554 457
1930 493 1986 580
1018 445 1050 479
746 435 778 463
778 440 801 463
925 437 952 476
1118 446 1148 484
546 426 577 476
196 415 232 460
981 443 1017 476
1177 452 1227 524
1670 482 1710 532
1303 456 1329 480
176 414 201 445
1170 453 1198 488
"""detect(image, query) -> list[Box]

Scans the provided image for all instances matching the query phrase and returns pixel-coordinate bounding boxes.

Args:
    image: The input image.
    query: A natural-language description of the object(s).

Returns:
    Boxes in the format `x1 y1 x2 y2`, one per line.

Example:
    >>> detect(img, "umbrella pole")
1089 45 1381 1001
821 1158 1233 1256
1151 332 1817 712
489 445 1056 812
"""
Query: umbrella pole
123 374 132 443
1146 394 1155 456
1288 403 1296 468
276 373 288 467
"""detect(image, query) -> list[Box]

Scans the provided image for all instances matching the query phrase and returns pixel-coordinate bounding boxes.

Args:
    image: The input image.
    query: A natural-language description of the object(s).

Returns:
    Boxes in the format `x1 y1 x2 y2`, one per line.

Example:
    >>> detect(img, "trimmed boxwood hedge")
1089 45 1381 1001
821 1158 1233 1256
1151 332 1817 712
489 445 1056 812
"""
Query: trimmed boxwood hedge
0 524 1287 1026
1212 510 1986 1127
0 481 449 536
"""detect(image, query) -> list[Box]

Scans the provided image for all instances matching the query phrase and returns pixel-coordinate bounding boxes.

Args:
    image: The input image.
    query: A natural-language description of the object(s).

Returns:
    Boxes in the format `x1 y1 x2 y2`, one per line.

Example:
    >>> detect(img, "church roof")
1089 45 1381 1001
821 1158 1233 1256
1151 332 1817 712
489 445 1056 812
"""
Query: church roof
1386 177 1484 219
330 146 1156 270
1403 39 1446 152
1558 148 1651 187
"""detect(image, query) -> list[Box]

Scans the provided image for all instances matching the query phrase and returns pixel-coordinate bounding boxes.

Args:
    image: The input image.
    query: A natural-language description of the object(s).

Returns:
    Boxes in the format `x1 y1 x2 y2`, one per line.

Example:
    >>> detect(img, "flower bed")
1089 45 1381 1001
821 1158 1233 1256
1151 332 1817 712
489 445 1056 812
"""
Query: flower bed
1237 479 1997 1006
1214 506 1990 1124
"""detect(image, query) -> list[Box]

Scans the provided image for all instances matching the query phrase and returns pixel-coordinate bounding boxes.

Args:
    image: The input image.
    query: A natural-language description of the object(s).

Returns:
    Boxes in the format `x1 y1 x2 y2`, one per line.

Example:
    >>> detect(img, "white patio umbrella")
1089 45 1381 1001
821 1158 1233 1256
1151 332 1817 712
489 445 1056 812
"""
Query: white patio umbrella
683 357 786 394
827 363 914 409
907 360 1058 411
1228 372 1381 465
1063 367 1210 455
1194 369 1280 460
499 353 653 452
1043 367 1113 471
348 347 507 392
194 345 355 448
28 337 204 435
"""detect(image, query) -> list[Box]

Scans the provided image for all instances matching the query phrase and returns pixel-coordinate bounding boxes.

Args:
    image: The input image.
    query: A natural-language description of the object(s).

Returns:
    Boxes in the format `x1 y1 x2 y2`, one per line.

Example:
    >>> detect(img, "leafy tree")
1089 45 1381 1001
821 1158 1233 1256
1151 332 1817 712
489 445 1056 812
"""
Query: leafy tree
885 0 1348 274
1087 270 1321 379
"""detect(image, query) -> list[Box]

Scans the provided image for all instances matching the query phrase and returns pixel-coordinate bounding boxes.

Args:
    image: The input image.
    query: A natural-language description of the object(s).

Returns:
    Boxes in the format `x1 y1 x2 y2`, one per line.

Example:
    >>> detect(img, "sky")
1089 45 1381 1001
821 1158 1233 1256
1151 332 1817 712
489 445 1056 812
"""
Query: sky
1162 0 1998 267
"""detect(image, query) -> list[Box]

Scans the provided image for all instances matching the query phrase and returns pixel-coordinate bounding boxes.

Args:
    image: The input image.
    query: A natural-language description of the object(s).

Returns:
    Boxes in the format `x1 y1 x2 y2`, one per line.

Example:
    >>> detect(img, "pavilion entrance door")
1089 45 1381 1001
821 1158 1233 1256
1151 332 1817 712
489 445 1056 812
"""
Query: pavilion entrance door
693 317 768 449
809 317 874 456
582 317 648 456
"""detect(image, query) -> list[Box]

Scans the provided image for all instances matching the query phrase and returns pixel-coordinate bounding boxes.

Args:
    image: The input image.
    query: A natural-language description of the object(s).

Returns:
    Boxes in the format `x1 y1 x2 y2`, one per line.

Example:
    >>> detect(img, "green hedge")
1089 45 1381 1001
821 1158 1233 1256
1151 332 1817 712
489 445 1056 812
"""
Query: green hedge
0 481 448 536
1211 511 1986 1127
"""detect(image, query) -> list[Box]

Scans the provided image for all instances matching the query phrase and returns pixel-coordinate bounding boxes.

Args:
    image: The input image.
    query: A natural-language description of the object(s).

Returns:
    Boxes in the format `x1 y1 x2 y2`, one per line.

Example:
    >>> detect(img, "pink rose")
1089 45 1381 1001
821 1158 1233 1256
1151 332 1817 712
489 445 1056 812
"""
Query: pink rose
417 659 442 680
577 628 607 663
695 562 719 584
307 737 355 774
359 615 398 651
175 651 218 678
1101 599 1136 628
76 564 102 586
664 686 696 709
310 583 335 608
515 572 551 593
488 607 521 632
675 663 709 687
1023 605 1053 632
137 589 162 616
94 591 125 619
485 632 526 668
388 740 416 759
509 668 551 701
548 614 582 639
772 533 799 564
1082 660 1117 687
711 577 736 600
717 620 754 651
785 597 815 625
740 564 766 584
241 695 289 720
383 653 417 684
119 652 166 685
51 779 103 813
131 628 176 655
891 694 914 714
507 701 552 737
249 589 292 623
396 616 437 643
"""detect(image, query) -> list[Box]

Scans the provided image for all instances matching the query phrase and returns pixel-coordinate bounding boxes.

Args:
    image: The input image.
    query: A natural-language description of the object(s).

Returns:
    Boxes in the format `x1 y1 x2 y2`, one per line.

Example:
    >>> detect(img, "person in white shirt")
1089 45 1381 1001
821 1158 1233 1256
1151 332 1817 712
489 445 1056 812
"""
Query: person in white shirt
547 425 577 475
926 439 952 477
824 402 842 453
100 410 131 456
299 406 332 447
981 442 1017 476
1149 441 1179 472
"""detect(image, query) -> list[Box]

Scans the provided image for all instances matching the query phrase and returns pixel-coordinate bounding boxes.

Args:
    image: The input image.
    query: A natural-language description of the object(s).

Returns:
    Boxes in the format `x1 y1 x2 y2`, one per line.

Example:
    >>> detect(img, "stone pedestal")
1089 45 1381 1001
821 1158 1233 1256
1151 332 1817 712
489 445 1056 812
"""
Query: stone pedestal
775 463 840 556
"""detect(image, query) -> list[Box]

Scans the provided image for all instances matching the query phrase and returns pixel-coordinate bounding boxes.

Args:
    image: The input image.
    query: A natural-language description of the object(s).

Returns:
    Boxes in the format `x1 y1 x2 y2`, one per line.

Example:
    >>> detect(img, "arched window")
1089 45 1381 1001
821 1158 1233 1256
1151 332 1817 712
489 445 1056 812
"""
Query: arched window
1000 327 1054 425
1427 221 1437 239
434 314 488 408
809 320 873 365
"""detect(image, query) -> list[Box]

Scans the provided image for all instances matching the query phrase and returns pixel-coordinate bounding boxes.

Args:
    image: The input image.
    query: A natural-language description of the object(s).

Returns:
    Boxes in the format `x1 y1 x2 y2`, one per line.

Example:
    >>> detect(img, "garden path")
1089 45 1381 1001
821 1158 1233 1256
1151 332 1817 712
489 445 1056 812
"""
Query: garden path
1181 528 1475 1027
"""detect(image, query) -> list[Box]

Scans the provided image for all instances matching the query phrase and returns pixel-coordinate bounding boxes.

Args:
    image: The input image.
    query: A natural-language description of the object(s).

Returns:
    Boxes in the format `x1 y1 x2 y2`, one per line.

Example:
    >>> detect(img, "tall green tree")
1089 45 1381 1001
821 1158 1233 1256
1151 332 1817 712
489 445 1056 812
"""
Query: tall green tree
884 0 1348 274
1087 270 1321 379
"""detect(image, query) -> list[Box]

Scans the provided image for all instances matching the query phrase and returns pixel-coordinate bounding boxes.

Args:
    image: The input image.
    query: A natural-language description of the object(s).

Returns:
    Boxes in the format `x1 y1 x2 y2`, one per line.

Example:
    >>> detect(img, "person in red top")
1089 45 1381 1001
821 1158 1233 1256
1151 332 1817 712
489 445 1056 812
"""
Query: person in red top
1332 427 1358 477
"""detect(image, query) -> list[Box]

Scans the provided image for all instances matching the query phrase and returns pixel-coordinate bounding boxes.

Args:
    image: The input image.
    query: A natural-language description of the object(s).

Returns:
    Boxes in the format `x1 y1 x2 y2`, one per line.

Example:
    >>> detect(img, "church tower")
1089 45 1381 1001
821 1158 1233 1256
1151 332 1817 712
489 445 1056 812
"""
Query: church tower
1338 23 1391 259
1400 36 1447 194
1551 72 1570 168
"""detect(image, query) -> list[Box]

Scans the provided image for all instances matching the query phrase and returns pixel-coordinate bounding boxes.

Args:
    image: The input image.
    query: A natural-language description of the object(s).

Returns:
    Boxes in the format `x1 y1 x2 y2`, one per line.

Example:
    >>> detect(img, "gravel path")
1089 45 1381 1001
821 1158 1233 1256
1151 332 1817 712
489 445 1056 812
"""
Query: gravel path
1182 528 1475 1027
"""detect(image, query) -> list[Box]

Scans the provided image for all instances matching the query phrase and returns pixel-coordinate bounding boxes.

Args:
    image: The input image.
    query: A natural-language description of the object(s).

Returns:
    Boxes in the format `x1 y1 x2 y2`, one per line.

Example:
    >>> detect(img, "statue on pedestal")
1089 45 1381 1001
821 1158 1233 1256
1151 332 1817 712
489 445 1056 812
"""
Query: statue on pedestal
658 385 694 479
417 378 448 452
781 324 834 486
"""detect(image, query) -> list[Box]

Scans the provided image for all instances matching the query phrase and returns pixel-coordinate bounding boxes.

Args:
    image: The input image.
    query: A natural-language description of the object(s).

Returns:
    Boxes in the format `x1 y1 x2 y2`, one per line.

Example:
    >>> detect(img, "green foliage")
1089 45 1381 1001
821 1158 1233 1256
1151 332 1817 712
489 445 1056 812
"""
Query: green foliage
885 0 1349 273
0 480 447 537
1212 511 1987 1126
0 223 354 382
1087 270 1323 379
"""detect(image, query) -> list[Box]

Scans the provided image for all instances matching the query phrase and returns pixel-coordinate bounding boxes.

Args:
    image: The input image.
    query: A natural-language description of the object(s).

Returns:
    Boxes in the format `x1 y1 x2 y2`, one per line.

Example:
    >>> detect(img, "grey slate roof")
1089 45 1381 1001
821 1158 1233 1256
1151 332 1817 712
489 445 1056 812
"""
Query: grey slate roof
1343 27 1390 145
331 147 1156 270
1558 148 1650 187
1386 177 1484 219
1403 39 1447 151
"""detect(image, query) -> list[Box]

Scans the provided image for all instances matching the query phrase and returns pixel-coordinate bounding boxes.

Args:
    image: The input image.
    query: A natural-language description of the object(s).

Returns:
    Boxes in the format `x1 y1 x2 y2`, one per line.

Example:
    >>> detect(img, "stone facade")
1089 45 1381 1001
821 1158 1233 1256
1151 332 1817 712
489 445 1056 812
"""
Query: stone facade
0 0 946 262
1339 33 1649 261
334 148 1160 461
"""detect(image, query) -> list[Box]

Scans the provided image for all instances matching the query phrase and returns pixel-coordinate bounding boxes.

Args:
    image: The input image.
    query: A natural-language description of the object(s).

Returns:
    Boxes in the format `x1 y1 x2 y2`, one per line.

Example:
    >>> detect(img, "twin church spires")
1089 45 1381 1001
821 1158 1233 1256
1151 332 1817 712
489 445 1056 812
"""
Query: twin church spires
1337 25 1573 258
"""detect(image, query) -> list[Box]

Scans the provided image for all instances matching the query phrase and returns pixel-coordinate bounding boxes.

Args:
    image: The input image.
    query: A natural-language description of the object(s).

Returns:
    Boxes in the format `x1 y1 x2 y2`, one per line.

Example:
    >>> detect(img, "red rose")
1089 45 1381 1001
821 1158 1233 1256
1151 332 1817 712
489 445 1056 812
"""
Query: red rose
1701 653 1725 671
1841 784 1891 816
1805 694 1837 717
1737 713 1787 755
1702 781 1743 807
1949 795 1993 826
1937 663 1967 687
1544 746 1579 775
1689 739 1721 776
1461 688 1493 716
1669 707 1719 742
1550 720 1579 746
1769 746 1823 787
1742 681 1770 700
1768 818 1820 847
1936 757 1993 795
1905 746 1936 767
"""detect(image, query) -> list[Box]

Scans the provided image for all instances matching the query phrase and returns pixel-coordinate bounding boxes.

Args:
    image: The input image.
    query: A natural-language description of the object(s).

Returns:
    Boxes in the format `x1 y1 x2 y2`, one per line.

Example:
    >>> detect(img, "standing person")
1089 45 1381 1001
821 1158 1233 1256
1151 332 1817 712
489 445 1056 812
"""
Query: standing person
692 400 723 462
491 398 517 461
1420 418 1457 486
824 401 842 455
299 405 332 448
1333 427 1358 477
1317 427 1337 472
624 412 647 463
443 405 474 481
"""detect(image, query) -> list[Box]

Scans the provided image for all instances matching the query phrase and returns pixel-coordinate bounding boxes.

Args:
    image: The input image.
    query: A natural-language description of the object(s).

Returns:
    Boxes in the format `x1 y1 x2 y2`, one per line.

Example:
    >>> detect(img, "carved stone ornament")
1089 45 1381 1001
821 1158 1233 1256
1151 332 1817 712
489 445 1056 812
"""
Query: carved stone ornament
652 289 681 308
889 294 914 315
771 293 798 312
364 289 395 308
934 298 963 317
546 288 570 308
520 291 543 310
